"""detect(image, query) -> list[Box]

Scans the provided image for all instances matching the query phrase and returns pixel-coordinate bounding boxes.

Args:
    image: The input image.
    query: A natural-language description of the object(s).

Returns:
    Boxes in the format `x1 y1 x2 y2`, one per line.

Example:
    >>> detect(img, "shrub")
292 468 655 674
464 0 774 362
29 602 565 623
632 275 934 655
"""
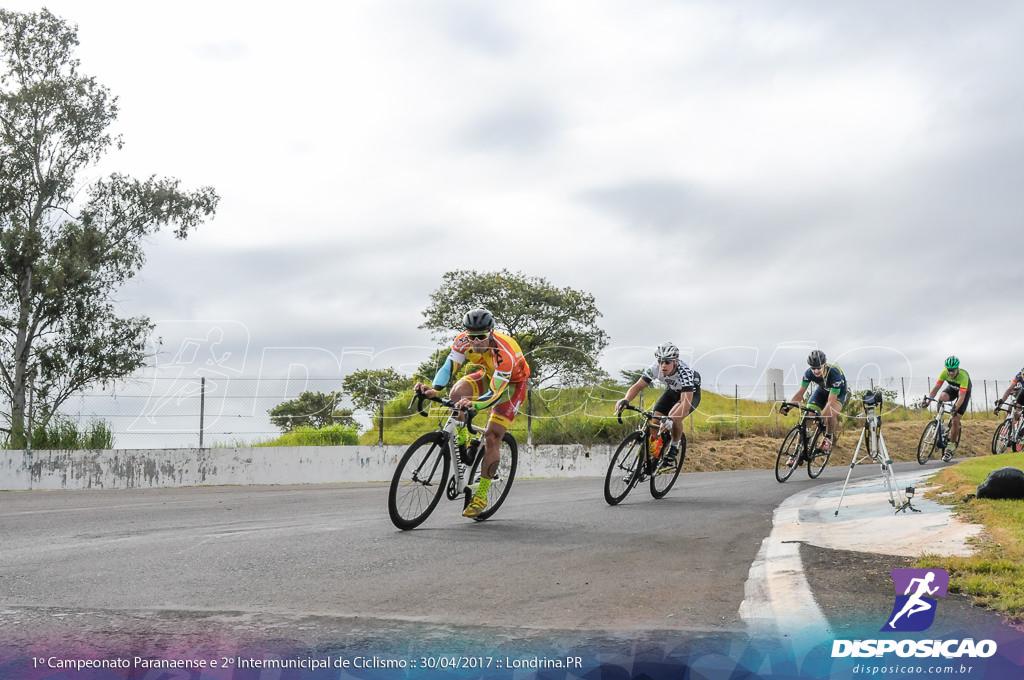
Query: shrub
29 418 114 450
256 424 359 447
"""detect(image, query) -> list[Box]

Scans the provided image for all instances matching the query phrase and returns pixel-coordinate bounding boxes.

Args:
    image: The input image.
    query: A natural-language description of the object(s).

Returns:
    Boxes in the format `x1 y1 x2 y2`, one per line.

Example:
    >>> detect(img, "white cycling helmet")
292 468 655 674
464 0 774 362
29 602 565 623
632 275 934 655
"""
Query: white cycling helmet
655 342 679 362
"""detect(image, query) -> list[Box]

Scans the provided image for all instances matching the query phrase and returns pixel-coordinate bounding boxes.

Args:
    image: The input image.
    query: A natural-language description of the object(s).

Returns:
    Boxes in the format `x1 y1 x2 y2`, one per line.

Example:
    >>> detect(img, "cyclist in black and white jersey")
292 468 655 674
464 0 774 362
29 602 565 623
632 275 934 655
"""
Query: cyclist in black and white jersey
614 342 702 469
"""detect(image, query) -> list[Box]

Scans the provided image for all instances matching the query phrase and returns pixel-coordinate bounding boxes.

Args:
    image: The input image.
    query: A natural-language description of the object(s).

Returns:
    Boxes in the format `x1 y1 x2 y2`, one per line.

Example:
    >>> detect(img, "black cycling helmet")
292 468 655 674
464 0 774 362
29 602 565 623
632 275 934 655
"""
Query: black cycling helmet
462 308 494 332
807 350 827 368
655 342 680 362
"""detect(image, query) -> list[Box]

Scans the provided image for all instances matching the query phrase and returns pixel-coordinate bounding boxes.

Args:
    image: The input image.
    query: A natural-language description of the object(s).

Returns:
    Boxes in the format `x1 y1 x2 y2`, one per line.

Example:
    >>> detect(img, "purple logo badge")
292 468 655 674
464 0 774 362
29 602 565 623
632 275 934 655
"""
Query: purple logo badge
881 568 949 632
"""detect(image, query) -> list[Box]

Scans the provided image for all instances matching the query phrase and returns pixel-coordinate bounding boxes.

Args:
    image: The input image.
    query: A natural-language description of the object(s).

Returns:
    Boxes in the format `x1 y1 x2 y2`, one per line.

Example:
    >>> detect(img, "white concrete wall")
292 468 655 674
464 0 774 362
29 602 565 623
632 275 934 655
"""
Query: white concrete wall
1 444 615 490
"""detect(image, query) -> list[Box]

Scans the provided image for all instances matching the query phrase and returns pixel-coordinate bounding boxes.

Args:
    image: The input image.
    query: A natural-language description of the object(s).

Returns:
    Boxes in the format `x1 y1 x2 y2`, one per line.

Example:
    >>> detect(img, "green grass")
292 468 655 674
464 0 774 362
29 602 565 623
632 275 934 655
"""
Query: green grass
921 452 1024 620
254 424 359 447
355 383 987 446
27 419 114 450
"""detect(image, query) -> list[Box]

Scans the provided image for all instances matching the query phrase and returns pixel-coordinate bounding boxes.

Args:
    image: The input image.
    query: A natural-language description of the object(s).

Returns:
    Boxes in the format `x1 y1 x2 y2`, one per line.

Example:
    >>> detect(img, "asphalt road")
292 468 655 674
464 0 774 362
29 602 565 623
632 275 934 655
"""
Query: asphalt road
1 465 923 655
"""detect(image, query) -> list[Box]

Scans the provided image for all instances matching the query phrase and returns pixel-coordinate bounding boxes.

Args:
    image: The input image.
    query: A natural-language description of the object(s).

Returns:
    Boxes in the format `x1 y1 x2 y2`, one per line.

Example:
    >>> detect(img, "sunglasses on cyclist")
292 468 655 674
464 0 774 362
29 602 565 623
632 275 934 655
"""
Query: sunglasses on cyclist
659 359 675 365
467 332 489 340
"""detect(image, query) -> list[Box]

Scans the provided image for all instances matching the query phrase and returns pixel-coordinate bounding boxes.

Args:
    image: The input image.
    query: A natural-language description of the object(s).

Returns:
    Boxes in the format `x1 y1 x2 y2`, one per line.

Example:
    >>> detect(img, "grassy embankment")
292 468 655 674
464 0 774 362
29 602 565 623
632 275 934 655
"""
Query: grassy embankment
923 452 1024 623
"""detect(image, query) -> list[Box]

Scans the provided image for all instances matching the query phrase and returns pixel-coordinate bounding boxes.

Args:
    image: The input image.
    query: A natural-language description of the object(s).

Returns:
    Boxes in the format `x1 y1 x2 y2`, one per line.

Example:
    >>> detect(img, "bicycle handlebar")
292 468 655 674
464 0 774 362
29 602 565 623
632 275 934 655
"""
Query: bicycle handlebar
409 390 481 432
995 400 1024 413
921 396 956 411
616 403 661 424
778 401 821 415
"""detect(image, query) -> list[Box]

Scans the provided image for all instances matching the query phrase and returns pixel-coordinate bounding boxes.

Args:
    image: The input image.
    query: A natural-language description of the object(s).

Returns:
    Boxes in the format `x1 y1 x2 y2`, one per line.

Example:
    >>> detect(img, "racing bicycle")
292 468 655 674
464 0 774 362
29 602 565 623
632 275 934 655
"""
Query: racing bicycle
775 402 832 482
917 397 962 464
604 404 683 505
388 392 518 529
991 399 1024 455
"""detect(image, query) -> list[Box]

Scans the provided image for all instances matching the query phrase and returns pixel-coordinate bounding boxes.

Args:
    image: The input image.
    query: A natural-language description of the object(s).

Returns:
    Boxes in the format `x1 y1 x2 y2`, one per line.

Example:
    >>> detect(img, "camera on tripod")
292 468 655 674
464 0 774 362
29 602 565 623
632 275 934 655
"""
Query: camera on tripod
862 390 883 428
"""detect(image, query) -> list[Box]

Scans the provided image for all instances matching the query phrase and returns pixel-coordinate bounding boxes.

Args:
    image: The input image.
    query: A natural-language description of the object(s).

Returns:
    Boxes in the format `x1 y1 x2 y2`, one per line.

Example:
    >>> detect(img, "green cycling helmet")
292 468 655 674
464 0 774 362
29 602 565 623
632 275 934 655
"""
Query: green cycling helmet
944 355 960 370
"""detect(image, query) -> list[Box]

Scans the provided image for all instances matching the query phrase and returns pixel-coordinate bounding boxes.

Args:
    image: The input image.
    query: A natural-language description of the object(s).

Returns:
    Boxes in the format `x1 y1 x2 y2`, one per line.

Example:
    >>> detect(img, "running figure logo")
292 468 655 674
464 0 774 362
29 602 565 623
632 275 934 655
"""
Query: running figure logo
882 568 949 632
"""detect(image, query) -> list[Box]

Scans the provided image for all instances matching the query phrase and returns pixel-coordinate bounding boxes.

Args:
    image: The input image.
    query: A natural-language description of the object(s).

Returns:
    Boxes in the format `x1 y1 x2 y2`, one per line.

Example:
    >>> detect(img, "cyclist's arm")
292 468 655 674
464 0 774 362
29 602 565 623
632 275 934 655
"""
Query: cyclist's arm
470 370 512 410
622 376 650 403
430 352 464 392
617 369 654 411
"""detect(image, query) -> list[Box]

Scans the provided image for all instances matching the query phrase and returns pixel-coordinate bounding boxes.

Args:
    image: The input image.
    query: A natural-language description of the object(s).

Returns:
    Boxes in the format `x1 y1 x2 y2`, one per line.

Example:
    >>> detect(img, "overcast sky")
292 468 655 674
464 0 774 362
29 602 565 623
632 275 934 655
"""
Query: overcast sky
8 0 1024 398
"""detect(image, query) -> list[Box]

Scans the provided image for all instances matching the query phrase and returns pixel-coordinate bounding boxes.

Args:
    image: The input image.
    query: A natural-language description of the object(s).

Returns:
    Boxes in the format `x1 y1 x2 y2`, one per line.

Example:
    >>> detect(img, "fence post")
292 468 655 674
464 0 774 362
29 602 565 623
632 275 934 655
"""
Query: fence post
983 380 989 414
378 376 385 446
901 377 907 419
735 384 739 438
199 376 206 449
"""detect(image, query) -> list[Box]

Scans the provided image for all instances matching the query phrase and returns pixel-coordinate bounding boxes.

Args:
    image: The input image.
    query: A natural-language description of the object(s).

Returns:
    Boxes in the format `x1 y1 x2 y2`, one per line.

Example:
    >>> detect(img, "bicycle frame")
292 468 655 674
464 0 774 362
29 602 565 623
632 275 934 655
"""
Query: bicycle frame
775 402 830 482
624 405 669 474
927 398 957 445
411 393 482 498
992 401 1024 454
604 404 681 505
917 397 959 464
390 392 519 529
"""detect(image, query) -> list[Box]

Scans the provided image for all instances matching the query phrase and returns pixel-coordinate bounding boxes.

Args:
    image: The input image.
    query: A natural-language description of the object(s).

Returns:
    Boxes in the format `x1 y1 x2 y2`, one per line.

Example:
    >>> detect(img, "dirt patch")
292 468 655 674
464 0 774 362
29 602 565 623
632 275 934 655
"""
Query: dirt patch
683 419 996 473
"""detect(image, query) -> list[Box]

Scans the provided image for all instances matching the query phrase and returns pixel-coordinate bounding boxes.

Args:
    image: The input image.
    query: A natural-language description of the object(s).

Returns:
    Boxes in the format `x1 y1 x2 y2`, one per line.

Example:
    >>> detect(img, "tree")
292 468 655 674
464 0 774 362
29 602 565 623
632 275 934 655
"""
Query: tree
419 269 611 443
343 368 412 444
0 9 219 447
268 391 357 433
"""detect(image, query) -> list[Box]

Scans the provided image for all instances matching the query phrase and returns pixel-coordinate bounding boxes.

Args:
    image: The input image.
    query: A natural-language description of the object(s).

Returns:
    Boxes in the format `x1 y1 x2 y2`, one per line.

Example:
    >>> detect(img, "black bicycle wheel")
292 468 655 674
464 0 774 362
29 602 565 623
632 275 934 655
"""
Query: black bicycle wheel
775 426 802 483
605 431 643 504
650 433 683 499
388 432 450 530
464 432 518 521
806 425 829 479
992 420 1012 455
917 421 939 464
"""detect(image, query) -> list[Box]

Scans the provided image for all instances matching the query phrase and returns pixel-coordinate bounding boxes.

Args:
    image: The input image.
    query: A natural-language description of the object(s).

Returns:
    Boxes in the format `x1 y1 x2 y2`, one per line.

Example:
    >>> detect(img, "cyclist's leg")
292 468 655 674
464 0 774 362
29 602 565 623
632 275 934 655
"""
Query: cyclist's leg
651 389 679 430
804 388 829 451
821 390 844 436
479 381 526 482
667 388 697 439
950 388 970 442
449 371 486 426
653 389 683 463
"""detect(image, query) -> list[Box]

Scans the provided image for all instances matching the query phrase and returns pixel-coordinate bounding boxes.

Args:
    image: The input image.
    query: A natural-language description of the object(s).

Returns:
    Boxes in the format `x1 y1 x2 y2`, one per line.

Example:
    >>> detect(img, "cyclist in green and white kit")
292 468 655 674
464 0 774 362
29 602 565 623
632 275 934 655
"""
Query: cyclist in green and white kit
924 355 972 461
782 350 847 454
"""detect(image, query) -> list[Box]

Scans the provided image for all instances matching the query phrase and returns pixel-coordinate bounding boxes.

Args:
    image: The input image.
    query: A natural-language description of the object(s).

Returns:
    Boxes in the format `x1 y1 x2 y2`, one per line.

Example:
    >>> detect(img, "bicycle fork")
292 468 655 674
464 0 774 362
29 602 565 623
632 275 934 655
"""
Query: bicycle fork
443 418 475 496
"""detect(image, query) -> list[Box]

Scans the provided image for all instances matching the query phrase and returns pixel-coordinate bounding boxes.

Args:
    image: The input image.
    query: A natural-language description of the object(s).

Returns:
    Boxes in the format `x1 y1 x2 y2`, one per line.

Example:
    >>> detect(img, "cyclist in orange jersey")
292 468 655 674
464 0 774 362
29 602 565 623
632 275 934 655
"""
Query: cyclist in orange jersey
414 308 530 517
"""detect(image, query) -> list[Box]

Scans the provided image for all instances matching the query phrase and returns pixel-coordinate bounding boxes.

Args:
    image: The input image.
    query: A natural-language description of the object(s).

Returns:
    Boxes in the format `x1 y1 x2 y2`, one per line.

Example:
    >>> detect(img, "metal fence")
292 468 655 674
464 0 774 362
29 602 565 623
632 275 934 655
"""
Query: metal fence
10 374 1014 450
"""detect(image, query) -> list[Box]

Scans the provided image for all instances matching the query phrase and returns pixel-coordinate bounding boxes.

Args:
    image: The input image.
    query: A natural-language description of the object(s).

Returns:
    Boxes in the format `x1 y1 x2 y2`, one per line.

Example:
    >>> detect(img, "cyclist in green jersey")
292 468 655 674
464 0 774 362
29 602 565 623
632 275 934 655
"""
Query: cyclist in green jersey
923 355 972 461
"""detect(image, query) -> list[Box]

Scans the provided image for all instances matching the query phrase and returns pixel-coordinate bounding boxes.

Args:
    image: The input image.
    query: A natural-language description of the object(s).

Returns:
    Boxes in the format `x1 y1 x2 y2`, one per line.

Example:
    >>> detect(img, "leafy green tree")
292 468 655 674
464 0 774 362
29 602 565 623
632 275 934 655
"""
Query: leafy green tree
419 269 611 443
620 368 645 386
268 391 357 433
343 368 411 412
343 368 412 444
0 9 219 447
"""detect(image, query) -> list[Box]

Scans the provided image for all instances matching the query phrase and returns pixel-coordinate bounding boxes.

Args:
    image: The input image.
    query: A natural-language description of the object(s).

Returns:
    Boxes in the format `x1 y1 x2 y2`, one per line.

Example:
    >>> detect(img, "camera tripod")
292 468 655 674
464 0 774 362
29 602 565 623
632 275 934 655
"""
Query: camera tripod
835 391 919 516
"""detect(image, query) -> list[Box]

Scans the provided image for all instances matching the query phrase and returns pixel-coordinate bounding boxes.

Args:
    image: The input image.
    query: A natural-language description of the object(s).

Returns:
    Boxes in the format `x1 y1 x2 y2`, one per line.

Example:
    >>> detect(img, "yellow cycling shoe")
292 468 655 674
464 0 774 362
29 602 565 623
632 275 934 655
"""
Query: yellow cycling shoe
462 494 488 518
